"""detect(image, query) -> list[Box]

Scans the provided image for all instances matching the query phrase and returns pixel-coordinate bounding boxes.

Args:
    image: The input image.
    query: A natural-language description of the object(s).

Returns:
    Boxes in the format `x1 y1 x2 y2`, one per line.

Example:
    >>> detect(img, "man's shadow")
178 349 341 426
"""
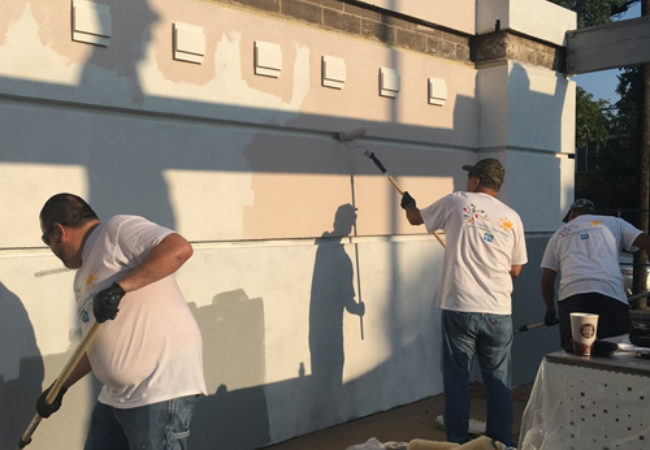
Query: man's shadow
308 204 365 427
0 282 43 450
189 289 271 449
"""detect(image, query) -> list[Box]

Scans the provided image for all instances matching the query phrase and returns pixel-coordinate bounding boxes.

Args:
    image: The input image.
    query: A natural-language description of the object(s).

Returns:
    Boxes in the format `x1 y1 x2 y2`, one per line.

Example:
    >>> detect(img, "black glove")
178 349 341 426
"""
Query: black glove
544 310 559 327
36 383 67 418
401 191 416 210
93 282 126 323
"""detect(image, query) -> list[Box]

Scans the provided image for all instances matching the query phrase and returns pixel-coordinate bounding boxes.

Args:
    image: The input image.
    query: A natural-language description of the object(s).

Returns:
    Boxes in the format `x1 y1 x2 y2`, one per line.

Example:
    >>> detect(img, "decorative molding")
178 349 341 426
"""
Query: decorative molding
254 41 282 78
72 0 111 47
322 56 346 89
379 67 400 98
173 23 206 64
428 77 447 106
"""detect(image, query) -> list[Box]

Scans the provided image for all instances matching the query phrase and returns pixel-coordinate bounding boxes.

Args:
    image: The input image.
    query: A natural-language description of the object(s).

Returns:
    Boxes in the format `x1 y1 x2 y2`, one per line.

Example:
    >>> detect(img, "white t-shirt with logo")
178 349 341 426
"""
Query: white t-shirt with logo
420 192 528 315
74 215 207 408
540 214 642 304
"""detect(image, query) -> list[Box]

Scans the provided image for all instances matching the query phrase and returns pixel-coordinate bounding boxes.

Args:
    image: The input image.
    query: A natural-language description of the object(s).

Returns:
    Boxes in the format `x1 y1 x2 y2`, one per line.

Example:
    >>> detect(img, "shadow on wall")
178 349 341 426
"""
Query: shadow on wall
309 204 365 428
188 204 366 447
0 282 43 450
189 289 271 449
77 0 179 228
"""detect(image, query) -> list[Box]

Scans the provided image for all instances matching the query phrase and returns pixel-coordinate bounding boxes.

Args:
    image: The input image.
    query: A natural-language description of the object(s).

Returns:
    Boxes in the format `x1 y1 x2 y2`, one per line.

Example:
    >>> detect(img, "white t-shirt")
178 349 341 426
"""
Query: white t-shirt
74 215 207 408
420 192 528 315
540 214 642 304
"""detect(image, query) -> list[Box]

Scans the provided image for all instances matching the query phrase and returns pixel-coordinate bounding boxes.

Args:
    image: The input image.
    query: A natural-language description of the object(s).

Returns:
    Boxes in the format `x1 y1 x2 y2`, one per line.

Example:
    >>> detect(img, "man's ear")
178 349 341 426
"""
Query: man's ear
53 223 67 243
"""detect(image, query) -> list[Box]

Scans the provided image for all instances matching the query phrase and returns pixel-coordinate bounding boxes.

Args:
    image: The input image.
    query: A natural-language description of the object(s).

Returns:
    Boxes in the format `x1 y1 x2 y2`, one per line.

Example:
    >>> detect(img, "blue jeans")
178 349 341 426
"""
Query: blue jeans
441 310 513 447
84 396 198 450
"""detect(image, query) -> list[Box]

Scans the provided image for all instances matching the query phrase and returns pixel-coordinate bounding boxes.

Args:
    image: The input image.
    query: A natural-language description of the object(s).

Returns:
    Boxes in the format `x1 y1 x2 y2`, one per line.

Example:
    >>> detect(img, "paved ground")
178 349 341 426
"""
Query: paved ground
265 384 532 450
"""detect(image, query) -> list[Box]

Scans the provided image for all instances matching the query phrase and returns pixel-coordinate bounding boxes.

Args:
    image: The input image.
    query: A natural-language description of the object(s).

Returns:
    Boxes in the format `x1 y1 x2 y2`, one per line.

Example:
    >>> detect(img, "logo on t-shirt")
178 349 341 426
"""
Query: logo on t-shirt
580 234 589 240
483 233 494 243
85 268 98 290
78 301 91 324
463 203 488 225
559 225 576 238
498 217 513 232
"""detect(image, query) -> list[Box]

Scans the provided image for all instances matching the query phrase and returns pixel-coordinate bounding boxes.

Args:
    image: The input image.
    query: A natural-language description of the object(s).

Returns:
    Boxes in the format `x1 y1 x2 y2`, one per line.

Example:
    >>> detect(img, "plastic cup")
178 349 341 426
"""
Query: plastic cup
570 312 599 356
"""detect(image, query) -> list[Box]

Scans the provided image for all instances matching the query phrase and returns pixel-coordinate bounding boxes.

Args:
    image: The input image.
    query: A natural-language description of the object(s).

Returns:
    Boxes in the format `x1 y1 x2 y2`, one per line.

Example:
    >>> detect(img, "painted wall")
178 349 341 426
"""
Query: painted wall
477 0 577 45
0 1 575 449
476 61 576 231
357 0 475 34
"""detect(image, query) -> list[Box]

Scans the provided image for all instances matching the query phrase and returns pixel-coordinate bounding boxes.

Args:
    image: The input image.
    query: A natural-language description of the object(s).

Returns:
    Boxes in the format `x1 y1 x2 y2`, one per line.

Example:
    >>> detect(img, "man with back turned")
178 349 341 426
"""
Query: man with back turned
400 158 527 447
541 198 650 349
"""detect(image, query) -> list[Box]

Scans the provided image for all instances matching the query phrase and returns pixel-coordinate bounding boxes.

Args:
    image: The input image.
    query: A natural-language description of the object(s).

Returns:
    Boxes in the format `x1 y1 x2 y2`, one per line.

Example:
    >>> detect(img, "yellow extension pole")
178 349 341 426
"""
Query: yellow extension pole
387 174 446 248
17 321 102 449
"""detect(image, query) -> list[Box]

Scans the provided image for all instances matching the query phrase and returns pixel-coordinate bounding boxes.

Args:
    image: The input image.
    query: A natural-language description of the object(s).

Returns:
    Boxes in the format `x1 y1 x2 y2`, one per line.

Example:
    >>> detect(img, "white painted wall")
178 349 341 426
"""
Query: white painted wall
477 61 576 232
0 0 576 449
477 0 577 45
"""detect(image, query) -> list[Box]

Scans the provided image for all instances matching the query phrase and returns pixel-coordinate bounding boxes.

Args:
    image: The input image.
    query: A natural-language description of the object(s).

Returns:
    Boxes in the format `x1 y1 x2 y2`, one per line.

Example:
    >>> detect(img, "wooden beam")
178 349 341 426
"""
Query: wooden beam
566 15 650 74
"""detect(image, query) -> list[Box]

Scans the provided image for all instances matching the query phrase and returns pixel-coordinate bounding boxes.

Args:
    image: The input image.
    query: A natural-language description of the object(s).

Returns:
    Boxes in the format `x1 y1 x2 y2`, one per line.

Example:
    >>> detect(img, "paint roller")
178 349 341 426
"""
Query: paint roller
407 440 459 450
338 127 367 142
338 127 446 248
408 436 509 450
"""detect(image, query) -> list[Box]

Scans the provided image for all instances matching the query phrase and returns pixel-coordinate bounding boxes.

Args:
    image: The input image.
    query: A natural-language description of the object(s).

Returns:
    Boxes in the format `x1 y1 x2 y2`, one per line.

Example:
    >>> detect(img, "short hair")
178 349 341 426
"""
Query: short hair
469 171 501 191
40 193 99 230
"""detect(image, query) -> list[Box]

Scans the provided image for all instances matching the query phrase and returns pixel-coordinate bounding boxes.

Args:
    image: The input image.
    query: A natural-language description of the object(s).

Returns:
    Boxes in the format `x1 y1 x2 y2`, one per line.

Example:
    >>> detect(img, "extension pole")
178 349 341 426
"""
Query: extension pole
337 128 446 248
628 289 650 303
514 321 545 334
364 152 447 248
349 172 365 340
17 321 102 449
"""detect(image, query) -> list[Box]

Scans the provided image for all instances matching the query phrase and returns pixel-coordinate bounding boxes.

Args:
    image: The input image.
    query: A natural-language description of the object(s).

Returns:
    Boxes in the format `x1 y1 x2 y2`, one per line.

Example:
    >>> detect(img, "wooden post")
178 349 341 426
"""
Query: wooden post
633 0 650 309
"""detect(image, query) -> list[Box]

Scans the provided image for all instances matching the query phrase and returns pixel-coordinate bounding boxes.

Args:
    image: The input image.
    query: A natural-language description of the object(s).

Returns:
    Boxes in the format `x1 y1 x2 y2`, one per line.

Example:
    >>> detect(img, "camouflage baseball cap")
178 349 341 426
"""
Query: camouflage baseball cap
462 158 505 187
562 198 596 223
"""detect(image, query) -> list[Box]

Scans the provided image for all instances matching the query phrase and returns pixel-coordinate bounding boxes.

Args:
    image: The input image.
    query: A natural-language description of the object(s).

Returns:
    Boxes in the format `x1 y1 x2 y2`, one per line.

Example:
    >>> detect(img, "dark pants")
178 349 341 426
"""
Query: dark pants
441 310 514 447
558 293 630 349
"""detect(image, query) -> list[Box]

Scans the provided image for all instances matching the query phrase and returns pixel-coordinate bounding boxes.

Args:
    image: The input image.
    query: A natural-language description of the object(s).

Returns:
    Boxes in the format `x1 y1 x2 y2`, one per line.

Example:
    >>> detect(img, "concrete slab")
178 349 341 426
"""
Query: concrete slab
264 384 532 449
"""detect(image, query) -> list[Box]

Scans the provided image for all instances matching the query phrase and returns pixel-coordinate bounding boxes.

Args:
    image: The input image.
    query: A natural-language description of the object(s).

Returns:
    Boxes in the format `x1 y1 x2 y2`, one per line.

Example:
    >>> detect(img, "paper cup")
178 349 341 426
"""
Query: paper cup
570 313 599 356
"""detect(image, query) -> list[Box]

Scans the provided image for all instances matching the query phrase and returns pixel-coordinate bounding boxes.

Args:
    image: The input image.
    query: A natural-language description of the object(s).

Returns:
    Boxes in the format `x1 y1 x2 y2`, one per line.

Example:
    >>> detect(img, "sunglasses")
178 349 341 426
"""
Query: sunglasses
41 223 64 246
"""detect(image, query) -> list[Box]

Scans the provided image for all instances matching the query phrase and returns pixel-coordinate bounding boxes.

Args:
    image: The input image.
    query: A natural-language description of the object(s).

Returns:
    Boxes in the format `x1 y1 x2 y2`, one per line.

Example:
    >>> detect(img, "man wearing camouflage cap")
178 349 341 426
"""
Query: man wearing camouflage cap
400 158 528 447
541 198 650 349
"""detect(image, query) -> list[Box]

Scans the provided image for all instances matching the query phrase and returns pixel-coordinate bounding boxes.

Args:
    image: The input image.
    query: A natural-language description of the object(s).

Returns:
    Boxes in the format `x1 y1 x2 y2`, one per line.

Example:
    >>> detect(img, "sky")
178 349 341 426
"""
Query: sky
574 2 642 104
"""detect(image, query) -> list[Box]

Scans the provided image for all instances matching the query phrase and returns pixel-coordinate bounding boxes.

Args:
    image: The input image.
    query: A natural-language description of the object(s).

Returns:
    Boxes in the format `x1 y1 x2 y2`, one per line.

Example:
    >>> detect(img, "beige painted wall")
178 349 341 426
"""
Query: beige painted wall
0 0 478 247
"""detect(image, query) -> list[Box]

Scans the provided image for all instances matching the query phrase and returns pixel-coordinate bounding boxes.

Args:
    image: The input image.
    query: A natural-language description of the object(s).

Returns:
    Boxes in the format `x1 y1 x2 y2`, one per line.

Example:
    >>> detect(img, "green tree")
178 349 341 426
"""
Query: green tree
574 69 640 209
575 87 610 150
548 0 630 27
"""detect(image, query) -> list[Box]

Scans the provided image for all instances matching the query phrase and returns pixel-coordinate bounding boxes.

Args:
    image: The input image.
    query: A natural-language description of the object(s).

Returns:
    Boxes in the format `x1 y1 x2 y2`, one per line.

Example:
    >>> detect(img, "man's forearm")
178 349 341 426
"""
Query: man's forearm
541 278 557 312
405 206 424 226
63 353 92 389
118 233 193 293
